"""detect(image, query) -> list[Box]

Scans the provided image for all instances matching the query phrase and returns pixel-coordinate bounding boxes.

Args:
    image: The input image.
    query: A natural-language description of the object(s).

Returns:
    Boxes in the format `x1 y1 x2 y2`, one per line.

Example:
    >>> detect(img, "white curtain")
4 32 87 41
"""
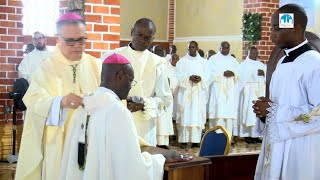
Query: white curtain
22 0 60 36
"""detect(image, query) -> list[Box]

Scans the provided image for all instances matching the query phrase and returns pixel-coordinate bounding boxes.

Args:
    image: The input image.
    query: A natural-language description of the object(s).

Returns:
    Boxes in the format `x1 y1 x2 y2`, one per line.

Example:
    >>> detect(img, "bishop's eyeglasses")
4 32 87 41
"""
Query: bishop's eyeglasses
58 35 87 46
123 73 137 86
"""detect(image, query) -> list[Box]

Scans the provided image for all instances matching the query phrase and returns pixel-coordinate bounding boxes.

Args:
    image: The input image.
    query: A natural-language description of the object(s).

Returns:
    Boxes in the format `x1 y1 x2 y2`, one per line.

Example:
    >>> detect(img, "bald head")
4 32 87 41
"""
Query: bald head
133 18 156 35
276 3 307 31
101 63 134 100
131 18 156 51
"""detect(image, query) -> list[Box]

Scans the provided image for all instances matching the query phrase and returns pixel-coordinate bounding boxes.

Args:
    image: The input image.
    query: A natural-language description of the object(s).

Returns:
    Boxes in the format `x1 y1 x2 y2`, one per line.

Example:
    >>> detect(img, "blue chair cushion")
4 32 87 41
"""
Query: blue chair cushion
199 131 227 157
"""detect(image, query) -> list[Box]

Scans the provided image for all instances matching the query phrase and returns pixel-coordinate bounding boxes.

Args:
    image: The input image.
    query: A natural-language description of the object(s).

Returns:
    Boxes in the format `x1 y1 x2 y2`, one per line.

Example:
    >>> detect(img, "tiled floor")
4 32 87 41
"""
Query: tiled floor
0 139 261 180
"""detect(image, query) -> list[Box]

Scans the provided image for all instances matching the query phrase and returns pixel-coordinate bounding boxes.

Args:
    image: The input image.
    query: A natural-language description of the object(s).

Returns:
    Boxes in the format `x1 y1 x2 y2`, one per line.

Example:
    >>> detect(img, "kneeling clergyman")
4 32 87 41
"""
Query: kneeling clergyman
59 54 166 180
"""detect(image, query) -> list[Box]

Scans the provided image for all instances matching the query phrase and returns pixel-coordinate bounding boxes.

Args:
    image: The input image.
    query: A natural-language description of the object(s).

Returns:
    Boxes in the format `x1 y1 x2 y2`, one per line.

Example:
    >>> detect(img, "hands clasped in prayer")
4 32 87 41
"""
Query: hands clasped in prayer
252 97 272 119
223 70 235 77
61 93 83 109
127 96 145 112
189 75 201 83
257 69 265 76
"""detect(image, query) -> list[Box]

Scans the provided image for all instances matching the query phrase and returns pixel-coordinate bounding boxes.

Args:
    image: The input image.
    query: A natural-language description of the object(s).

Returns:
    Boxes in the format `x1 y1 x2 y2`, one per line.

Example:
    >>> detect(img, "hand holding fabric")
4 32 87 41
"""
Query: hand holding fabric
61 93 83 109
127 96 145 112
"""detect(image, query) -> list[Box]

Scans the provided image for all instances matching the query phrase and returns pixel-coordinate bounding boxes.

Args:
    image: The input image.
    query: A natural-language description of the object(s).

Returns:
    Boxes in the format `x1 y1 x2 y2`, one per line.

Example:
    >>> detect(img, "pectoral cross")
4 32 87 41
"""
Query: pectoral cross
71 64 78 83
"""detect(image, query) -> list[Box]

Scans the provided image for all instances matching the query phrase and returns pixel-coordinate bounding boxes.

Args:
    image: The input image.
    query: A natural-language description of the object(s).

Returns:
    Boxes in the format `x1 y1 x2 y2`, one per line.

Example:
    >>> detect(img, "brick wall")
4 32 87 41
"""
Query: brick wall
168 0 175 45
84 0 120 58
243 0 279 63
0 0 120 160
60 0 69 15
0 0 24 160
0 0 24 124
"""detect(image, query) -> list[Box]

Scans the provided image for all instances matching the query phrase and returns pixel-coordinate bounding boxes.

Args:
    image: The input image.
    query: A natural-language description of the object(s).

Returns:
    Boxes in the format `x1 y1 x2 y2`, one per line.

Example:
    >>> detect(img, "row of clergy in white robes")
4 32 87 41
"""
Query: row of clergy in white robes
17 44 266 146
22 44 320 180
164 51 266 143
19 44 174 148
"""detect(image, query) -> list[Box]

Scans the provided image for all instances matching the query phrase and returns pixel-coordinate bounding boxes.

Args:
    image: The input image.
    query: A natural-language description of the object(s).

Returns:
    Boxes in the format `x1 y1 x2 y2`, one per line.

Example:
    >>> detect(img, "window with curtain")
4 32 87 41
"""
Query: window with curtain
22 0 60 36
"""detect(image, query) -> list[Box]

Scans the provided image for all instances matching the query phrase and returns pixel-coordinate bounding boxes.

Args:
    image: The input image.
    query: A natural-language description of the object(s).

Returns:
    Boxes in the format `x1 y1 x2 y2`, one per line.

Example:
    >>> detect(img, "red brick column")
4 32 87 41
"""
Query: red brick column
168 0 175 45
243 0 279 63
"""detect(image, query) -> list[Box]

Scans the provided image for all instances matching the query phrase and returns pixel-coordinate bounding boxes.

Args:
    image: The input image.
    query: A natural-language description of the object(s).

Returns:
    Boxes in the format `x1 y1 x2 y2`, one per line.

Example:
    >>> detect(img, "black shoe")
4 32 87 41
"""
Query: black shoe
169 135 176 141
254 138 262 144
157 145 169 149
192 143 200 148
179 143 187 149
245 137 256 144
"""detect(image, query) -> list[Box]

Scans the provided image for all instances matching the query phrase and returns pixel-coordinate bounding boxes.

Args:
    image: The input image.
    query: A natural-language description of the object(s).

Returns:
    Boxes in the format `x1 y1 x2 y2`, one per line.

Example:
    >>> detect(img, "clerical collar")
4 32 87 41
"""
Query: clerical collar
284 39 308 56
282 39 312 64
